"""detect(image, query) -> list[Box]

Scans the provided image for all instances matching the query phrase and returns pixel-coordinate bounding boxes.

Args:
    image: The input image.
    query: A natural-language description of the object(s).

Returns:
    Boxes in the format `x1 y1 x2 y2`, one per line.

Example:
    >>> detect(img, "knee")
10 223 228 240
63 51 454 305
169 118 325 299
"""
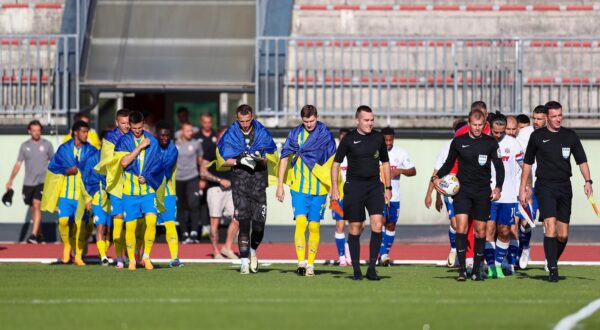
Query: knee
385 222 396 232
557 234 569 243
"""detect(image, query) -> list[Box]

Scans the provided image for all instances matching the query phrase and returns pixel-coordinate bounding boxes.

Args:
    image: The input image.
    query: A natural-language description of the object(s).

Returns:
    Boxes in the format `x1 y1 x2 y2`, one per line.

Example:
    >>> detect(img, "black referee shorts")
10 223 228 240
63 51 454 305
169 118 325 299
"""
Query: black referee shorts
22 184 43 206
343 180 384 222
535 180 572 223
452 186 491 221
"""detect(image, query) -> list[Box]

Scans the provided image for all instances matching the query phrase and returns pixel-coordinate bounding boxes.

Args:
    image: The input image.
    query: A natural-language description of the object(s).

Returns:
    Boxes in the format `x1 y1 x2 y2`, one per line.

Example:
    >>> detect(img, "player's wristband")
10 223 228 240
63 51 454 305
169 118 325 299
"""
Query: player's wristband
585 180 593 185
385 186 392 191
430 175 438 183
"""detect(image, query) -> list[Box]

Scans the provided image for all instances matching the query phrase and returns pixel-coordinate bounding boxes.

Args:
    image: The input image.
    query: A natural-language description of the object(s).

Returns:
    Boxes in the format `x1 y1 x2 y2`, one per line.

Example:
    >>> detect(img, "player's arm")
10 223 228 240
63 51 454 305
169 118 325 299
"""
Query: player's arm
120 138 150 167
6 160 22 191
424 169 437 209
382 161 392 203
393 167 416 178
276 156 289 202
432 140 458 193
490 140 504 201
571 135 593 197
330 161 341 201
197 148 206 190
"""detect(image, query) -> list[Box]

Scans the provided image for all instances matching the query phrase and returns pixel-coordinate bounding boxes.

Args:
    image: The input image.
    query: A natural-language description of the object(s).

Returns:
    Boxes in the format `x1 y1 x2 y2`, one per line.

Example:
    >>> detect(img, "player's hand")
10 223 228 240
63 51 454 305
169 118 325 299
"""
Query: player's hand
584 182 593 198
199 179 207 190
5 181 12 191
276 185 285 202
424 194 432 209
139 138 151 149
435 195 443 212
219 179 231 189
65 166 78 175
138 176 146 184
384 189 392 204
86 202 92 211
236 155 257 170
519 188 528 207
432 178 445 195
490 187 501 201
249 151 263 162
330 189 340 202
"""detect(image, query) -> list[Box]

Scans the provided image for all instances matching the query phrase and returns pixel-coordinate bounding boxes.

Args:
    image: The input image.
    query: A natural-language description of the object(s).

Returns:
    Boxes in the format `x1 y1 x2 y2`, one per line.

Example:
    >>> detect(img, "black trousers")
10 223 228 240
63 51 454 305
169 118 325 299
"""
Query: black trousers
176 176 201 236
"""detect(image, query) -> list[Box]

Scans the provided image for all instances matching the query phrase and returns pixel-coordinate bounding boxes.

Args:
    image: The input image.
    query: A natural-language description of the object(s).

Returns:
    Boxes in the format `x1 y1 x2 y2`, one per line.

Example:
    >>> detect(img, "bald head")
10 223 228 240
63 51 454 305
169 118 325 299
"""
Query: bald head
506 116 518 137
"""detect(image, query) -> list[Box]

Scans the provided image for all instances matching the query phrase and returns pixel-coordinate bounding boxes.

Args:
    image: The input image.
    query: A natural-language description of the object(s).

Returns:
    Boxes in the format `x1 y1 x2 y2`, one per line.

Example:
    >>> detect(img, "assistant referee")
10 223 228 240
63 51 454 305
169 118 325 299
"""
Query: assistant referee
331 105 391 281
519 101 593 283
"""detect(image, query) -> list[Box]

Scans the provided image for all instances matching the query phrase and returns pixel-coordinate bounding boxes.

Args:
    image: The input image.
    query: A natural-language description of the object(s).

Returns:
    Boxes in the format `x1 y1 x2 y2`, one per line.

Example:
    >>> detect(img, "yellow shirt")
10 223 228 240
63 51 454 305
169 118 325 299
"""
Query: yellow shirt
63 129 101 150
122 136 155 196
59 146 83 200
288 128 328 196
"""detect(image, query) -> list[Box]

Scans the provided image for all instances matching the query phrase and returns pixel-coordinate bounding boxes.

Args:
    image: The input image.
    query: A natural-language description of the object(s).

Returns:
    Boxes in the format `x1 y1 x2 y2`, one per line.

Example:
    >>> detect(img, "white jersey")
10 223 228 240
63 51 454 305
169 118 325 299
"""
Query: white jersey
516 125 537 186
435 140 452 171
491 135 524 203
340 158 348 183
388 146 415 202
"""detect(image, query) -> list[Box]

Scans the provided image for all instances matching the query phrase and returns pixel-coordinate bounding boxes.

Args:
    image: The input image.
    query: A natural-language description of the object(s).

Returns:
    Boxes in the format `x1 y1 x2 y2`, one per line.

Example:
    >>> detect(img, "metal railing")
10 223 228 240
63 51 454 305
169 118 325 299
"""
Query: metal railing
256 36 600 124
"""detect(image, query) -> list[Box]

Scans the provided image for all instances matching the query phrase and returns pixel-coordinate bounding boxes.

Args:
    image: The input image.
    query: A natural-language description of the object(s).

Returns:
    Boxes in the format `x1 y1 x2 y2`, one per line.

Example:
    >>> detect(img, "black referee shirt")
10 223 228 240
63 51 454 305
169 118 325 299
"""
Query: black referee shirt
523 127 587 182
437 133 505 190
334 129 389 181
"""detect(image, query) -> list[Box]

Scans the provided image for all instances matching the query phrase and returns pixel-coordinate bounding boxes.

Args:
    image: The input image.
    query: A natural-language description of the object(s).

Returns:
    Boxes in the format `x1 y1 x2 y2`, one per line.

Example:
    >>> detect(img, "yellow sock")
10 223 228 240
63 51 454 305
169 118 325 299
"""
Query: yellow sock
113 218 124 259
96 239 106 259
308 221 320 265
74 220 86 260
135 218 145 255
105 239 112 256
68 223 76 256
165 221 179 260
143 214 157 258
125 221 137 262
58 217 71 262
294 215 308 263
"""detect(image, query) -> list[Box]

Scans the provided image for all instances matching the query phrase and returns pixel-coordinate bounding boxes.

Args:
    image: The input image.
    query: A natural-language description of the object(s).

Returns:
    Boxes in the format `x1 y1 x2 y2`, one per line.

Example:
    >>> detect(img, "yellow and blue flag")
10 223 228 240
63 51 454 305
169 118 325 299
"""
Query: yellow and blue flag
156 142 178 212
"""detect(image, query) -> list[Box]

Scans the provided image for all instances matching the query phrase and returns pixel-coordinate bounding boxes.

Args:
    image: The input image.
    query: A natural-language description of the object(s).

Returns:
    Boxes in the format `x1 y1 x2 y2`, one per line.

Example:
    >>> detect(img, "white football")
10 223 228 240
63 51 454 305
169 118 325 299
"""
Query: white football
439 174 460 196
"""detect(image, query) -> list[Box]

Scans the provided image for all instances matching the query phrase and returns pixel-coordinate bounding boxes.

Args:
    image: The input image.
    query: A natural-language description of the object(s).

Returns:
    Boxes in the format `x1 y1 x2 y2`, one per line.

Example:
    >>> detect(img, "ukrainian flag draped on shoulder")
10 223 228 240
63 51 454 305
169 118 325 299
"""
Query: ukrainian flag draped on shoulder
106 131 164 198
80 149 109 212
95 127 123 176
41 139 95 213
280 121 337 193
216 119 278 185
156 142 178 213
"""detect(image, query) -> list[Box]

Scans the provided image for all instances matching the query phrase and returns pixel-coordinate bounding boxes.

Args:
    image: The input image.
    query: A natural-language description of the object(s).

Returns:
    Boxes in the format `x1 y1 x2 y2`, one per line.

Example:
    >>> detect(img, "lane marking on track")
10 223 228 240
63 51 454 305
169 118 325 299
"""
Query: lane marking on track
554 298 600 330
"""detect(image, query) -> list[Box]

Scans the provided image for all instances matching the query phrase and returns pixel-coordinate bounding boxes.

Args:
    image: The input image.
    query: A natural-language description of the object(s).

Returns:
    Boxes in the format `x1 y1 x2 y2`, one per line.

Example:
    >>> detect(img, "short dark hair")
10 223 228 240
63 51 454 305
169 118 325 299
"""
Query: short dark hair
74 112 90 122
545 101 562 112
468 109 485 121
236 104 253 116
381 127 395 136
355 105 372 118
116 108 130 119
490 111 507 127
71 120 89 133
533 105 547 115
471 101 487 112
155 120 171 132
177 107 189 115
300 105 318 118
27 120 43 131
129 111 144 124
452 118 467 132
516 114 530 124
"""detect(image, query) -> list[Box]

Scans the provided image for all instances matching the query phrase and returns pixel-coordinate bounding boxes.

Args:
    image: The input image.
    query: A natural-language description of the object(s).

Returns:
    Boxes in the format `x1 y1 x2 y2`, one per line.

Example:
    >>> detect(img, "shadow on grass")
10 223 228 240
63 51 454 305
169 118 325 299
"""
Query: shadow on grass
515 270 594 282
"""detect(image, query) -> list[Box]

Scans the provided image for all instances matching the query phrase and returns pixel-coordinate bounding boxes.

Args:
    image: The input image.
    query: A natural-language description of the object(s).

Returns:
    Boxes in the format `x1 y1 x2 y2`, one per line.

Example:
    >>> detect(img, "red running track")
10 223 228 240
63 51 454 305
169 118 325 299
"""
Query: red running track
1 243 599 262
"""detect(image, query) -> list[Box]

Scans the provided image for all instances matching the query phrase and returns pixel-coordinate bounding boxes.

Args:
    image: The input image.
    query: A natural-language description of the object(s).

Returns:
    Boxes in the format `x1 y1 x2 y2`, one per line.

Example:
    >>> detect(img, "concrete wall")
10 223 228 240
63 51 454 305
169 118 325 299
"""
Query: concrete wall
2 133 599 227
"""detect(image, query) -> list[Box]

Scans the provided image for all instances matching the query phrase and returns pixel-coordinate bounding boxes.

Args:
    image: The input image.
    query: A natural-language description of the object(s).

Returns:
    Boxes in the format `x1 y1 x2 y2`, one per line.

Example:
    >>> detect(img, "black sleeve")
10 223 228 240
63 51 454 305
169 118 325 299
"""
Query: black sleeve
334 136 349 163
571 132 588 165
523 135 537 165
436 138 458 178
491 140 504 189
379 135 389 163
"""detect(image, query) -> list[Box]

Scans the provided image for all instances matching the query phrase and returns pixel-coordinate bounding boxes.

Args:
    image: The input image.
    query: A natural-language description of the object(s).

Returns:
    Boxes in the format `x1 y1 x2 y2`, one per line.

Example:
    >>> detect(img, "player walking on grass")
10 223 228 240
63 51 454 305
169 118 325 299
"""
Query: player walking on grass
378 127 416 266
111 111 165 271
155 121 184 267
95 109 130 268
42 121 94 265
433 109 504 281
331 105 391 281
217 104 277 275
277 105 337 277
519 101 593 282
485 113 523 279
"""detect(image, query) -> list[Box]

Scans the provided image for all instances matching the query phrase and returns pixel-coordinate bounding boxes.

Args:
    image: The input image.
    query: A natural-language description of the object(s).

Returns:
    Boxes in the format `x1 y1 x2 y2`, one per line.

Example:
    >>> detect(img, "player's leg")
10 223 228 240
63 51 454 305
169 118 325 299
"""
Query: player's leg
58 217 71 263
365 183 385 280
176 179 191 243
556 186 572 263
109 194 125 267
95 223 107 263
379 201 399 267
31 196 42 240
233 189 251 274
249 202 266 273
142 210 158 271
207 187 224 258
506 224 519 275
537 183 561 282
465 218 475 273
485 203 498 277
494 224 510 279
125 219 138 270
305 195 326 277
73 218 87 266
332 199 349 266
344 182 366 279
290 191 309 274
187 177 202 243
519 190 538 267
220 191 238 259
470 191 491 281
445 196 457 267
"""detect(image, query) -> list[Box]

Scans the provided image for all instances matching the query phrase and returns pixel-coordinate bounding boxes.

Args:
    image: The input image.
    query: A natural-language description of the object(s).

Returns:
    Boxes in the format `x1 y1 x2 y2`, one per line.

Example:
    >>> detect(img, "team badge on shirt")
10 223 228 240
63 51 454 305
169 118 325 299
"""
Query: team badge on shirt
562 147 570 159
374 150 379 159
478 154 488 166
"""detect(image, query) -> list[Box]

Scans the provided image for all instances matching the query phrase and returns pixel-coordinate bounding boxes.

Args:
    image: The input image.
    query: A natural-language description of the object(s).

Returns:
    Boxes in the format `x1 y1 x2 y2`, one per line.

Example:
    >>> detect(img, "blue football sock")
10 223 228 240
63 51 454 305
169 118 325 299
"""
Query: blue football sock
508 239 519 266
448 226 456 249
379 230 396 256
495 239 509 266
335 232 346 257
484 241 496 267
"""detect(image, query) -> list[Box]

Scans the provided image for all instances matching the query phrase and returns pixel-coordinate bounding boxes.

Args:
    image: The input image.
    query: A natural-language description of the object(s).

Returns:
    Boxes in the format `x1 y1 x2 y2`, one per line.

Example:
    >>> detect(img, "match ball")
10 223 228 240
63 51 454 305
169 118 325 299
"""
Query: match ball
439 174 460 196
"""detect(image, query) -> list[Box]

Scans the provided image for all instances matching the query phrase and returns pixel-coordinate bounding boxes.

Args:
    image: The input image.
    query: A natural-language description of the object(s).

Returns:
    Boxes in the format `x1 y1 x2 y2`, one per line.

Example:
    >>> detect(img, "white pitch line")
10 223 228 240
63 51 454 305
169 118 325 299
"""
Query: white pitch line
554 298 600 330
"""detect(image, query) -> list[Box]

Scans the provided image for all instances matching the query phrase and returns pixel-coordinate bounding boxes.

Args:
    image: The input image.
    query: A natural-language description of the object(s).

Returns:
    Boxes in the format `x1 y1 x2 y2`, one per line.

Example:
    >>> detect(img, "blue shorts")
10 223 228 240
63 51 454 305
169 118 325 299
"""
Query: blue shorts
122 193 157 222
332 199 344 221
516 188 539 221
490 202 517 226
291 191 327 222
158 195 177 224
58 198 78 221
92 204 112 227
383 201 400 224
444 196 455 220
109 194 124 216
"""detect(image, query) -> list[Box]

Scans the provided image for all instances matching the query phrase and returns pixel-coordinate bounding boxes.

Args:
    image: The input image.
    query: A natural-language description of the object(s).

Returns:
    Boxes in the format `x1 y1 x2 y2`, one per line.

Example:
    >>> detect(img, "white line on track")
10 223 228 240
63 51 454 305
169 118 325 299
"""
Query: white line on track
554 298 600 330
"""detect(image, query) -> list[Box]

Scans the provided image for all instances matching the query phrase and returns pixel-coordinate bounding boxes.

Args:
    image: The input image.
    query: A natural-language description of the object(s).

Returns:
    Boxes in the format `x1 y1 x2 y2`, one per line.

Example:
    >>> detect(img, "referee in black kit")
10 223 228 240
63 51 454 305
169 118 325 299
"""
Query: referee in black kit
519 101 593 283
331 105 392 281
433 109 504 281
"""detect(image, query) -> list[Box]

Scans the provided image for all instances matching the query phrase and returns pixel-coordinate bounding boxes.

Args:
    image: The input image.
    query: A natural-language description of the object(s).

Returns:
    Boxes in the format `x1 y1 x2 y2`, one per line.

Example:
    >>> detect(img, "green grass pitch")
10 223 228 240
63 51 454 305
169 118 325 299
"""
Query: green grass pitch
1 263 599 329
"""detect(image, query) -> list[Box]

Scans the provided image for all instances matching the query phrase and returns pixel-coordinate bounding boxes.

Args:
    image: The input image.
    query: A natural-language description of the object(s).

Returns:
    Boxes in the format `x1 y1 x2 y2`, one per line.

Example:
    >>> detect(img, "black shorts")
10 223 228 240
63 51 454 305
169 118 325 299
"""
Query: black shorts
535 180 572 223
22 184 43 206
343 180 384 222
452 186 491 221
